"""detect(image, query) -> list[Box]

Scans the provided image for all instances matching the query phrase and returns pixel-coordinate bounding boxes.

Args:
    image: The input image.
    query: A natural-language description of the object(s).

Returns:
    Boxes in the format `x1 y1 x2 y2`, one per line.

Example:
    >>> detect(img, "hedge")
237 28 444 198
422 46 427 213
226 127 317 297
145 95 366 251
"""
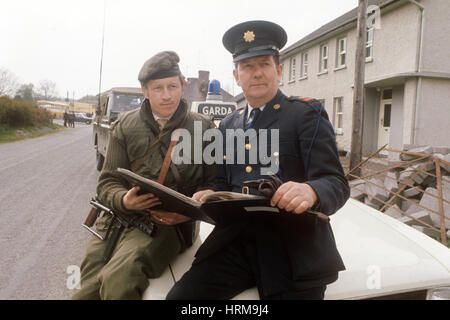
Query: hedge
0 96 52 126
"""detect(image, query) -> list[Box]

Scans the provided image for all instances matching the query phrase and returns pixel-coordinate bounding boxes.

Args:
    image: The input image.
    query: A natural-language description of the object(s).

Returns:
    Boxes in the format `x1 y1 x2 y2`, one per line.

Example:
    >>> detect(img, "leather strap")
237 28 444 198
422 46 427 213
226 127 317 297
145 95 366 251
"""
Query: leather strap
157 113 188 185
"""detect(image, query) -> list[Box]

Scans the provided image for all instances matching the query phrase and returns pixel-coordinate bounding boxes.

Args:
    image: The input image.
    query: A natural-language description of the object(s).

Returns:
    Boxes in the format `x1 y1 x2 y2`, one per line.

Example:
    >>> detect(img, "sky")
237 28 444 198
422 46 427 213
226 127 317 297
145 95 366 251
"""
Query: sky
1 0 359 99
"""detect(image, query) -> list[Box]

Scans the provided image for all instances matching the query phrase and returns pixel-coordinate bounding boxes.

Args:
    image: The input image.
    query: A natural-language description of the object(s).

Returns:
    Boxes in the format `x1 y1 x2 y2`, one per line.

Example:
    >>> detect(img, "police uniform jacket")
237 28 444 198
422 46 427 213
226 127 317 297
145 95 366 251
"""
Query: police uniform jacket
194 89 349 295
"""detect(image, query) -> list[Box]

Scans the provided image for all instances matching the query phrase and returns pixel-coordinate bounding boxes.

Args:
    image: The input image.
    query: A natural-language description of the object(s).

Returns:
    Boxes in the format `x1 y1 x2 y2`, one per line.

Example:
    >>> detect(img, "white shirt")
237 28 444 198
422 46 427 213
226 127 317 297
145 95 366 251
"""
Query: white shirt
246 104 266 125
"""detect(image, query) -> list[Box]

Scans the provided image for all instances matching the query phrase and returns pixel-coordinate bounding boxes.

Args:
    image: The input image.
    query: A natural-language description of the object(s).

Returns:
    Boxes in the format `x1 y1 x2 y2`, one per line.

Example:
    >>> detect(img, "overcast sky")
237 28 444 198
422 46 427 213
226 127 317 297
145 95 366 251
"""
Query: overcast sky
1 0 358 99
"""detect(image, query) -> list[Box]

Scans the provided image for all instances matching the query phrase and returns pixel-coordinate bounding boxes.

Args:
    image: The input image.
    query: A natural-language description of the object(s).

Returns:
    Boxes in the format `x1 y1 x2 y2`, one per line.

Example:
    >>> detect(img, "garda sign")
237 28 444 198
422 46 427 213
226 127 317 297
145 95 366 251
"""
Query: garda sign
197 103 236 119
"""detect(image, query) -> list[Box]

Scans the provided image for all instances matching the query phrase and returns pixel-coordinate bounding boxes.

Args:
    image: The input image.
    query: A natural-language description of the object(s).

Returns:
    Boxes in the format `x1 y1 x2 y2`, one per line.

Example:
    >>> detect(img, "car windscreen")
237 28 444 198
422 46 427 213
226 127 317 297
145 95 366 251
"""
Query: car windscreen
112 94 143 112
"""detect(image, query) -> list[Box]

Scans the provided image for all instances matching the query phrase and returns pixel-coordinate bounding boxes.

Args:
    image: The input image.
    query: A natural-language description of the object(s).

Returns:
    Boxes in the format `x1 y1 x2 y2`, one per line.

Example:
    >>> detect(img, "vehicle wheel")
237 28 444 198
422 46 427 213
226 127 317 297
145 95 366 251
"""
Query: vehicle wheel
96 150 105 171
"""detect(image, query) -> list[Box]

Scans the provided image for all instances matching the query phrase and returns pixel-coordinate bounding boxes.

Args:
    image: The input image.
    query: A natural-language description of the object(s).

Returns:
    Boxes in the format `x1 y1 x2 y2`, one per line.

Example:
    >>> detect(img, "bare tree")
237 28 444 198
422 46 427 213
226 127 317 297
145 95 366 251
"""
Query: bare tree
36 79 58 100
0 68 19 97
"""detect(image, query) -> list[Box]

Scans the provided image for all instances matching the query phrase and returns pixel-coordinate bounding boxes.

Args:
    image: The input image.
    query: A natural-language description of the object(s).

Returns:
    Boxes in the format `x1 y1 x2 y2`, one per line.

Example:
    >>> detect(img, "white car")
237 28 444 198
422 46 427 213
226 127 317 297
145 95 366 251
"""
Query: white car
143 199 450 300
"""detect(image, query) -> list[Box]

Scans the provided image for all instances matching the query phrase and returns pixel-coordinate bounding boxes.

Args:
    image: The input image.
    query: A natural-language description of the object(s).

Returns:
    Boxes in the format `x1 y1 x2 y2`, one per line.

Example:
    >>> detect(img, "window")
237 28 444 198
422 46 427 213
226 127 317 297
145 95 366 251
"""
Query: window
366 28 374 59
333 97 343 134
300 52 308 78
320 44 328 72
337 38 347 67
289 57 296 82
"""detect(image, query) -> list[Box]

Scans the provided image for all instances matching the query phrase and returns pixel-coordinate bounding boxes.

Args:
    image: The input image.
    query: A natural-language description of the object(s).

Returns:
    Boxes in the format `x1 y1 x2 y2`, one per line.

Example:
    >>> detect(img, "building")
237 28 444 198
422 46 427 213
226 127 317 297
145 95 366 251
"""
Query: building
37 100 96 118
184 71 236 108
279 0 450 157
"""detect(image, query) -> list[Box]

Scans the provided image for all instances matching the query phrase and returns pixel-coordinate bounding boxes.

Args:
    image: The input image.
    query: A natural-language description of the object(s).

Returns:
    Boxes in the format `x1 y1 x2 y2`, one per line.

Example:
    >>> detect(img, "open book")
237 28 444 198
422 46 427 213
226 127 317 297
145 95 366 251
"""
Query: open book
117 168 282 225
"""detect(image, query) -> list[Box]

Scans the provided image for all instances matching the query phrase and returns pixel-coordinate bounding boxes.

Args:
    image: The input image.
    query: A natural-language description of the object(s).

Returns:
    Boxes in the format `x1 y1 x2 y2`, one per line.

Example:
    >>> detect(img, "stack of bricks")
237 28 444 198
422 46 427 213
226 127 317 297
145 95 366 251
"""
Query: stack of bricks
348 145 450 244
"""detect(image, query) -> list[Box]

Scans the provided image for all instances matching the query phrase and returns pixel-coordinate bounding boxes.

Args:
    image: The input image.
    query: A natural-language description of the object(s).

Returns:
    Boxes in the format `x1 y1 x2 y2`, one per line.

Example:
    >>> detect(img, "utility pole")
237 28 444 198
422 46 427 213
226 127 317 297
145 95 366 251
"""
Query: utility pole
349 0 368 178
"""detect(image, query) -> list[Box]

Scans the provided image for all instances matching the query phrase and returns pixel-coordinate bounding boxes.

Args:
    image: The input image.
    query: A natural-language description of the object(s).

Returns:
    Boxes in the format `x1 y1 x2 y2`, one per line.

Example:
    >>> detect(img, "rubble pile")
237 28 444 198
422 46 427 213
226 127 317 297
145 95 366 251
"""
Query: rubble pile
349 145 450 243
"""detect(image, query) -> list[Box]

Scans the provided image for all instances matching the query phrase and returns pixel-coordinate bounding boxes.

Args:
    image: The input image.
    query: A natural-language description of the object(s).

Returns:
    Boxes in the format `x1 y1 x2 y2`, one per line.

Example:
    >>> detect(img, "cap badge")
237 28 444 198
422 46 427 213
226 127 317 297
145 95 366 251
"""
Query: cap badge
243 31 255 42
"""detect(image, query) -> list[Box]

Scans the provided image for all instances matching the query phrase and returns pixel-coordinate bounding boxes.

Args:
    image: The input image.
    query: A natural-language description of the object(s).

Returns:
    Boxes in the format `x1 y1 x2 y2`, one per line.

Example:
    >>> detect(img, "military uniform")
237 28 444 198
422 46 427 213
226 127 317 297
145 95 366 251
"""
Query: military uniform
167 21 349 300
72 52 215 300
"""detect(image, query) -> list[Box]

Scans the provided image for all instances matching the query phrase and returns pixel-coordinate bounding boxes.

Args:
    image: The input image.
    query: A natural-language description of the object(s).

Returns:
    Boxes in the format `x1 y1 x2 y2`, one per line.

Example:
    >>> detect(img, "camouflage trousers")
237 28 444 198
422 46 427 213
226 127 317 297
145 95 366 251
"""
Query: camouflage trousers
71 214 181 300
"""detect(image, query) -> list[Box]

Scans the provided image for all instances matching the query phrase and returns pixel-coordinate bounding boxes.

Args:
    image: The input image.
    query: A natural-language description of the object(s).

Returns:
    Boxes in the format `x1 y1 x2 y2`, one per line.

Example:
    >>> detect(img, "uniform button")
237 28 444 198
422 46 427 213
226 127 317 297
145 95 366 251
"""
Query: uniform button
246 166 252 173
245 143 251 150
273 104 280 110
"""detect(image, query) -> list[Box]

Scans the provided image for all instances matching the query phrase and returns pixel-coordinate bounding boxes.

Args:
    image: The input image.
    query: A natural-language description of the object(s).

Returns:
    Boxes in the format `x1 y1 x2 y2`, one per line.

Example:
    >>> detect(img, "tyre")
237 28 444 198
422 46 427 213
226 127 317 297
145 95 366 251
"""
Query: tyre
96 150 105 171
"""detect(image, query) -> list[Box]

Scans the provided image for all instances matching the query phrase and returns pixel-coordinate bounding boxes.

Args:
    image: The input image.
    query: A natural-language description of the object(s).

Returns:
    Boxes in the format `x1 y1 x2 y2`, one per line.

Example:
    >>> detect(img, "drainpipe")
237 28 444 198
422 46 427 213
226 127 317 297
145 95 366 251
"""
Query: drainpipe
408 0 425 145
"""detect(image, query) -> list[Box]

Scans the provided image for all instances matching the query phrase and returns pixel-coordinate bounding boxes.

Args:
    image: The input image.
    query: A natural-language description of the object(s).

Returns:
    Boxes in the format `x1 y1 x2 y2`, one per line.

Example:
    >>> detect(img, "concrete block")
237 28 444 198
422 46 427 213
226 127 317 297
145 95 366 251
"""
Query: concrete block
421 175 436 189
384 171 398 193
365 178 389 203
405 200 422 214
403 187 423 198
419 187 450 229
400 153 420 161
432 146 450 155
398 210 433 226
385 204 403 219
364 196 382 210
351 187 365 201
349 179 365 187
438 154 450 172
408 146 433 155
399 168 415 184
412 226 441 239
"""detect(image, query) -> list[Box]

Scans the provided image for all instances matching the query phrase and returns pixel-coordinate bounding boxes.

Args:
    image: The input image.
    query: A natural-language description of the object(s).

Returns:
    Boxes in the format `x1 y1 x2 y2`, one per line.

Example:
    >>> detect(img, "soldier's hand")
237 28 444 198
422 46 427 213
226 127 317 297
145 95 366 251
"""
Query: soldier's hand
148 209 191 225
122 186 162 211
270 181 318 214
192 189 214 202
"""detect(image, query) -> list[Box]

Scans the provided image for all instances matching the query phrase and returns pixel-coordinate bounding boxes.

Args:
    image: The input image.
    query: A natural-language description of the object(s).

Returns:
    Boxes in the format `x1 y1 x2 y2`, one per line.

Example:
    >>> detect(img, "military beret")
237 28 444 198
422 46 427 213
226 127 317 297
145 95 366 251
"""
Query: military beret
138 51 181 85
223 20 287 62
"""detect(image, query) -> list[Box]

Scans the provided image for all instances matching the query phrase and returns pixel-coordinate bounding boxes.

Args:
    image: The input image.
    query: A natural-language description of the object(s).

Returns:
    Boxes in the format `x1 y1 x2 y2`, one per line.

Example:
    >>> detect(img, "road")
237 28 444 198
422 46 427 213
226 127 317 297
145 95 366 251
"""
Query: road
0 122 98 299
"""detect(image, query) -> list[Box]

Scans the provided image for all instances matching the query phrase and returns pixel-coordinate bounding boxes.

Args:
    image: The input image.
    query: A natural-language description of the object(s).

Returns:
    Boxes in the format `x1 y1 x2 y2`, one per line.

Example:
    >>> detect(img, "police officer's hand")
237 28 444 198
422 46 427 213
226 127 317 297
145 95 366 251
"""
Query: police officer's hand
192 189 214 202
122 186 162 211
270 181 318 214
147 209 191 225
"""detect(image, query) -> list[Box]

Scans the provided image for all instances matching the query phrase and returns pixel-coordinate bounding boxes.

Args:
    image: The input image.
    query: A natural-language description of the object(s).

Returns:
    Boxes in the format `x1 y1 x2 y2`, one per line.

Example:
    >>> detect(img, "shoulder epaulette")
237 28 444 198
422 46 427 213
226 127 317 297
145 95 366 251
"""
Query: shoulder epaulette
287 96 318 103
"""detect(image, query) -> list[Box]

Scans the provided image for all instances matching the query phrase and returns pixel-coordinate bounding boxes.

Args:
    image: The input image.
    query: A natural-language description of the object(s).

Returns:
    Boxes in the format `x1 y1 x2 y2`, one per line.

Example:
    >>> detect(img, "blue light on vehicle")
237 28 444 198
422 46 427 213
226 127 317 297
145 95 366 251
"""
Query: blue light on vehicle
208 80 221 96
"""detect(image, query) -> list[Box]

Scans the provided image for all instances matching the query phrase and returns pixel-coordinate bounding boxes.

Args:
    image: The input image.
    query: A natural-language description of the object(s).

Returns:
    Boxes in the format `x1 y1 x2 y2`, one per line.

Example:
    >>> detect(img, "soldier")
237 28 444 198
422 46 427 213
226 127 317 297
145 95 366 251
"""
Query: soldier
167 21 350 300
72 51 215 300
63 110 68 127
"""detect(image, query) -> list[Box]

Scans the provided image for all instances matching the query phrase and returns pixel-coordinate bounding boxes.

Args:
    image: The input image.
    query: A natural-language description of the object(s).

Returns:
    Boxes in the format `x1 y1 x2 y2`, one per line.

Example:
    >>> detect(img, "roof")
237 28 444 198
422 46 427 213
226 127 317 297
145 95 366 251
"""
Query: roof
103 87 144 95
282 0 397 56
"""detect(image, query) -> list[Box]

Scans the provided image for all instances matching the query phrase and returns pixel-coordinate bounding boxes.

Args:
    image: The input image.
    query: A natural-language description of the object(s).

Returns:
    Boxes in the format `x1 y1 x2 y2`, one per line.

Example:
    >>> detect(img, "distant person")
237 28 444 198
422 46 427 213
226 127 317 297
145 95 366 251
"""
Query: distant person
63 111 68 127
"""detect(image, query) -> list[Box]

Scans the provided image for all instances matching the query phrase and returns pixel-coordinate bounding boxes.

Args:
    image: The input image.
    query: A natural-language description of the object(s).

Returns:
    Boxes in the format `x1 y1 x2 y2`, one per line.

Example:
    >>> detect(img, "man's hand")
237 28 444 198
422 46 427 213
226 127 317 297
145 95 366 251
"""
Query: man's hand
270 182 318 214
122 186 162 211
192 189 214 202
148 209 191 225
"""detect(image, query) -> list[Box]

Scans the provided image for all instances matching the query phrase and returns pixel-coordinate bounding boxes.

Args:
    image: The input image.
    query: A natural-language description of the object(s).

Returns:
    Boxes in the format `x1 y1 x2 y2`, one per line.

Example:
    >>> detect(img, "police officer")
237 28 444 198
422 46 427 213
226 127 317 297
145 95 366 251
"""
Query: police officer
72 51 215 300
167 21 349 300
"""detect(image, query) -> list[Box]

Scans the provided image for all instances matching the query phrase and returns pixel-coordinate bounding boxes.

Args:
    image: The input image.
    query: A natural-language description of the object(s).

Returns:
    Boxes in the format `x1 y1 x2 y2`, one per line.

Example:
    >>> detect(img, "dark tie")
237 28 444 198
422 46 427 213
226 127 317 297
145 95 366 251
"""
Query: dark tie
245 108 261 130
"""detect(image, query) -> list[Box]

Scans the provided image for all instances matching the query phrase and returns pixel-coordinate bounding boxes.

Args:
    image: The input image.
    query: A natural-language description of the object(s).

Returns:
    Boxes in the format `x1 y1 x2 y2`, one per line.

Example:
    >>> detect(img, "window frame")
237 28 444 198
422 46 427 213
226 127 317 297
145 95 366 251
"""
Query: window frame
300 51 308 79
366 28 374 61
337 37 347 68
288 56 296 83
333 97 344 135
319 44 329 73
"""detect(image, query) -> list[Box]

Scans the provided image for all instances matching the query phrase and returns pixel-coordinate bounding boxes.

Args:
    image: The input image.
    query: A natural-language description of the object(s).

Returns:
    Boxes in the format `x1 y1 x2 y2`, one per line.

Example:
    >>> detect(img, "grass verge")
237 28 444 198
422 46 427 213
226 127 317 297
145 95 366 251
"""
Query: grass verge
0 123 65 144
